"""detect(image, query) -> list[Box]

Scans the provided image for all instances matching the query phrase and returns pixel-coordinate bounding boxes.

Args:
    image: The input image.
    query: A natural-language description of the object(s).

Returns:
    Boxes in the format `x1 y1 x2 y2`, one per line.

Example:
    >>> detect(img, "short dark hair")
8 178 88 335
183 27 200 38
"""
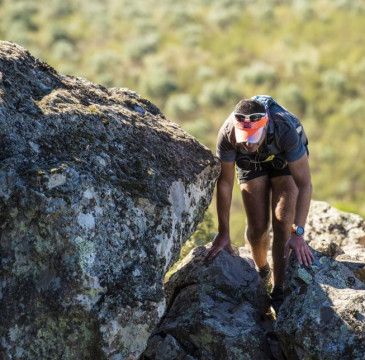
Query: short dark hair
234 99 265 114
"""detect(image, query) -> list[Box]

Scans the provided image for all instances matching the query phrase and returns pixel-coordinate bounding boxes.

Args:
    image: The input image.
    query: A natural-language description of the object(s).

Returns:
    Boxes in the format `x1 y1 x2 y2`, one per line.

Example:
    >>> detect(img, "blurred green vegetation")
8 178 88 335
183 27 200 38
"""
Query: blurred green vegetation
1 0 365 249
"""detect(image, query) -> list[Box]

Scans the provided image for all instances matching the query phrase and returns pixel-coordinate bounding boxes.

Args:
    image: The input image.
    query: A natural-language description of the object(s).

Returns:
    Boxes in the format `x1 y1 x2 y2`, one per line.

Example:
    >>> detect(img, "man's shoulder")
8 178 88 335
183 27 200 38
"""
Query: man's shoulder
216 113 238 162
218 113 235 140
270 110 301 135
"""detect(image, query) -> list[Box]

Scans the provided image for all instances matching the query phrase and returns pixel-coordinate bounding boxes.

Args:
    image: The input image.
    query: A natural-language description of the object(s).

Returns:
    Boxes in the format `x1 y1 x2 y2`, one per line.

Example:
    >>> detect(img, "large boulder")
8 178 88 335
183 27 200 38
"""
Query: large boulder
0 41 220 359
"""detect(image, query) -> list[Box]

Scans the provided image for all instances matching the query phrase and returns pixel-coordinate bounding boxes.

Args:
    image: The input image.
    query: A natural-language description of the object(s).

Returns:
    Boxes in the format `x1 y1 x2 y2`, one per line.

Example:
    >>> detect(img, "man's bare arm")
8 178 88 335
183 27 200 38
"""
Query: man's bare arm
286 153 314 265
204 161 236 261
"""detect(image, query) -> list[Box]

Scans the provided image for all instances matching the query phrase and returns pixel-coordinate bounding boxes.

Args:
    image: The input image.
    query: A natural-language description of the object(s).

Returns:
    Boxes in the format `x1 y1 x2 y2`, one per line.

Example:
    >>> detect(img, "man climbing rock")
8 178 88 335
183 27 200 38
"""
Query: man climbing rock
204 95 314 314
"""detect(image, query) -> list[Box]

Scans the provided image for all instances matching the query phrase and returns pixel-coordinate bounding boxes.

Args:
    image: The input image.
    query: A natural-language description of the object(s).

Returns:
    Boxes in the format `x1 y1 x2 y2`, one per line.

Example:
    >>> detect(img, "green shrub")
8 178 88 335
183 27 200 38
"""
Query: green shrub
163 3 194 28
195 66 216 81
198 79 241 107
181 118 211 142
276 84 307 117
292 1 314 20
340 98 365 118
139 62 178 99
125 33 160 60
52 40 77 61
5 0 38 29
180 24 203 47
207 5 241 28
165 93 197 118
85 50 123 87
2 21 31 47
238 62 277 86
320 69 346 91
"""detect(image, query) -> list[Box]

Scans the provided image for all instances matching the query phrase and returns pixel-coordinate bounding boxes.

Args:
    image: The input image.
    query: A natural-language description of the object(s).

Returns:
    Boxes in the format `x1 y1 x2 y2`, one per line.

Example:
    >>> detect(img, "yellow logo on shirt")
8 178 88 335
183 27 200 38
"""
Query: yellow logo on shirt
263 155 275 162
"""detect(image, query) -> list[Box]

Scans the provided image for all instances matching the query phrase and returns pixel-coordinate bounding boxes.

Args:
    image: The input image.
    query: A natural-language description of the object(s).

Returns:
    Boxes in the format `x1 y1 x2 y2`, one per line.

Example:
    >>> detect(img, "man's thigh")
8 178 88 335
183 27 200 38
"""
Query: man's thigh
240 175 271 231
270 175 298 226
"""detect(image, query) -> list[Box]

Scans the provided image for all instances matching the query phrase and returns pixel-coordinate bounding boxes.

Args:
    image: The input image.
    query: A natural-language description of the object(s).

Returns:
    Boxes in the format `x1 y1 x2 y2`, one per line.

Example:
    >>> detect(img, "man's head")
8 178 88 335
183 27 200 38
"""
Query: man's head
233 99 268 144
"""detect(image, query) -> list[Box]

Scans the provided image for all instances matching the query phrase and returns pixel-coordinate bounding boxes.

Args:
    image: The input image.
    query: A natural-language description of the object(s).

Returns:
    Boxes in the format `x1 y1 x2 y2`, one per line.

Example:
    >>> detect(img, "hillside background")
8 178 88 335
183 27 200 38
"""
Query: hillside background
1 0 365 247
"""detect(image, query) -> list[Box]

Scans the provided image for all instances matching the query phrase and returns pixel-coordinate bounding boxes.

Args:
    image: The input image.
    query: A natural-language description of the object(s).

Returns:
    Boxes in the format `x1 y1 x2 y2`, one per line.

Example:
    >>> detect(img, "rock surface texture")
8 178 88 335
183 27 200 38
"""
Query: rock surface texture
306 201 365 283
142 247 272 360
0 42 220 359
275 251 365 360
306 200 365 254
143 201 365 360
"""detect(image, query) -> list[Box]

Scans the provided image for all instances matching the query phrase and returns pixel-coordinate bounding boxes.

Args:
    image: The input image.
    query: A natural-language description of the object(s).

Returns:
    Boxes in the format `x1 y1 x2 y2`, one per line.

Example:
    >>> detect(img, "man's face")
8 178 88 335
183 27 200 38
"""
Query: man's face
240 125 268 152
234 112 268 149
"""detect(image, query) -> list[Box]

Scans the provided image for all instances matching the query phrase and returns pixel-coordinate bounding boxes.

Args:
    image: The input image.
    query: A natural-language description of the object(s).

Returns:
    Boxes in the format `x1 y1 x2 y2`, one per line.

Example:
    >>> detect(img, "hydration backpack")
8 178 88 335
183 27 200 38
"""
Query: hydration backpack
252 95 308 149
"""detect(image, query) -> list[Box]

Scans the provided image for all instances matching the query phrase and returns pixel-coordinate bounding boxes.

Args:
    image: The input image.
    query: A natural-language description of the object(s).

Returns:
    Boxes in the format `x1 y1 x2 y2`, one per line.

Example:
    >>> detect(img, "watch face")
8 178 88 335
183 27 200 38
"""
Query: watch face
296 226 305 236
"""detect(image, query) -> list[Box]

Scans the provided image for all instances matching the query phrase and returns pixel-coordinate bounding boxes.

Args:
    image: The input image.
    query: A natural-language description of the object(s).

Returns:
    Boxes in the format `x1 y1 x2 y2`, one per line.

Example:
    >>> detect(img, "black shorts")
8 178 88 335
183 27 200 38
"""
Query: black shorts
236 160 291 184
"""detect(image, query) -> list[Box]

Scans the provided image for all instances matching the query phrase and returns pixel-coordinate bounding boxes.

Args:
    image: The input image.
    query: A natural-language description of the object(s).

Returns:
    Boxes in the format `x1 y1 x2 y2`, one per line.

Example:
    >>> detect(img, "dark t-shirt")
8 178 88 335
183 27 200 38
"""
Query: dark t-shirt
216 107 308 165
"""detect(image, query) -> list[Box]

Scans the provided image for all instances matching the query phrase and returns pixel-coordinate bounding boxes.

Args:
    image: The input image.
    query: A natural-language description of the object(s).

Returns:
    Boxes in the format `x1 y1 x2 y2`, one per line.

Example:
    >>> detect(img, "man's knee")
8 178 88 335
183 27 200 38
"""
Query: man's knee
246 222 270 243
272 218 291 241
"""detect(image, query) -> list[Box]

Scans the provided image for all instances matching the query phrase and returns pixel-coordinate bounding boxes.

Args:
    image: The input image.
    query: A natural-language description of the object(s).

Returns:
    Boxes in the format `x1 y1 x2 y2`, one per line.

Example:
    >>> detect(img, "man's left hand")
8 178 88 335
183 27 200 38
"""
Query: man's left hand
284 234 314 266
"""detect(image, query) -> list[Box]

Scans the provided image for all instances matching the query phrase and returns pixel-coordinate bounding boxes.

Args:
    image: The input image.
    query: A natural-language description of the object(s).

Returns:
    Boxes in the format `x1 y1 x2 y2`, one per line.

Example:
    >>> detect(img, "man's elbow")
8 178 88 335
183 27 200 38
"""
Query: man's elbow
217 176 234 191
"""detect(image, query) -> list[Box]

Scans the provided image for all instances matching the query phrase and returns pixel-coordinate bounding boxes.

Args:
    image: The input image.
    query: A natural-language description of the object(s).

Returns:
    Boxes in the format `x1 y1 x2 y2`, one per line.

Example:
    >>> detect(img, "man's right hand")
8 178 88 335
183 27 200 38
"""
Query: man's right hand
204 232 237 261
284 233 314 266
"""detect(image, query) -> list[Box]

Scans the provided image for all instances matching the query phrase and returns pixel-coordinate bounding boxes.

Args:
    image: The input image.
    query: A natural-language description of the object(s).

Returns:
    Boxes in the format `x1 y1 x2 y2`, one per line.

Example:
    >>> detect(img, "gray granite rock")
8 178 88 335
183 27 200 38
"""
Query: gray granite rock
305 200 365 285
275 250 365 360
306 201 365 256
142 246 273 360
337 244 365 283
0 41 220 360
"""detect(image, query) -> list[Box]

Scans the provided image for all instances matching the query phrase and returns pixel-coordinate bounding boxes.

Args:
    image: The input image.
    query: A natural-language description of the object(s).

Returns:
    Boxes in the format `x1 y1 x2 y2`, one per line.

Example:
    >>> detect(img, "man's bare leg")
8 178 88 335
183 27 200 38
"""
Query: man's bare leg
270 175 298 287
240 175 271 269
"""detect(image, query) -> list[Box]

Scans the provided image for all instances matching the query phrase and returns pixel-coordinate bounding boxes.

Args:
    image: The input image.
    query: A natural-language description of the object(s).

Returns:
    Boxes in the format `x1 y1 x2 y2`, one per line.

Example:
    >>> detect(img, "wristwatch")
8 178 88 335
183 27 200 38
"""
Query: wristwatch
292 224 305 236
